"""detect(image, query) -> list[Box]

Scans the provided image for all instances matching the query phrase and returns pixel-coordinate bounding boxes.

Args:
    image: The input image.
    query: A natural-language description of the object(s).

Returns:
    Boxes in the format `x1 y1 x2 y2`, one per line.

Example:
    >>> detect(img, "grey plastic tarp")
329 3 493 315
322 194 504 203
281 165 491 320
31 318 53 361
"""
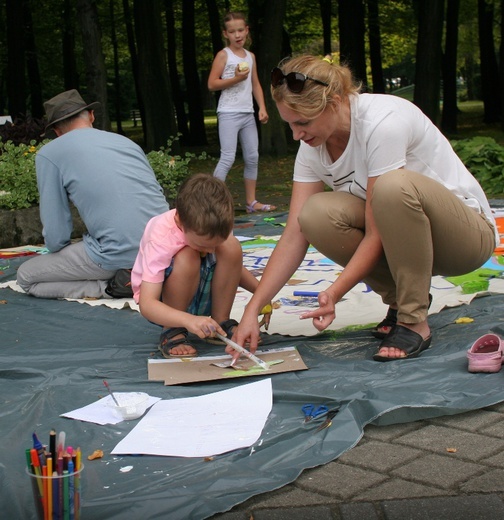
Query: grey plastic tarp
1 255 504 520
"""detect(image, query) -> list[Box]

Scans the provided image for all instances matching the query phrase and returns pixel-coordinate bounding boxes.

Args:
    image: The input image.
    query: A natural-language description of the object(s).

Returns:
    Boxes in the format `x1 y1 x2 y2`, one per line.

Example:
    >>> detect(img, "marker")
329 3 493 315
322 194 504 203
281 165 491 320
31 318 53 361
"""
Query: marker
47 456 53 520
215 333 269 370
63 470 69 520
57 431 66 459
42 465 48 520
49 429 57 461
30 448 43 495
52 471 59 520
32 432 47 466
293 291 319 297
68 460 75 520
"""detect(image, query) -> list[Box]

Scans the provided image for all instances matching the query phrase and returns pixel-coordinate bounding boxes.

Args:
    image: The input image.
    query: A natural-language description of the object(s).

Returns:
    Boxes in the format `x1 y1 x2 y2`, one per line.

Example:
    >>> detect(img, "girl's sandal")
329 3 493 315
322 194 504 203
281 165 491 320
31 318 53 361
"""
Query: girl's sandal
246 200 277 213
158 327 198 358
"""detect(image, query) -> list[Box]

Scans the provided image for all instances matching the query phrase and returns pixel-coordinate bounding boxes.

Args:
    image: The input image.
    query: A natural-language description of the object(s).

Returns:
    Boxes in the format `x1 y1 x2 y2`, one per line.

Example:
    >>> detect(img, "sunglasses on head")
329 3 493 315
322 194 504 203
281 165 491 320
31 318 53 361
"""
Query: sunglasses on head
271 67 329 93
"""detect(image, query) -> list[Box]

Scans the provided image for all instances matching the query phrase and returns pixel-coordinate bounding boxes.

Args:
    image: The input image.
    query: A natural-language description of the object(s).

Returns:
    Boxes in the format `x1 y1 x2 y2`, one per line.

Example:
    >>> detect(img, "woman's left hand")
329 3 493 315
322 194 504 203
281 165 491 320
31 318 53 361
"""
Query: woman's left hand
299 290 336 331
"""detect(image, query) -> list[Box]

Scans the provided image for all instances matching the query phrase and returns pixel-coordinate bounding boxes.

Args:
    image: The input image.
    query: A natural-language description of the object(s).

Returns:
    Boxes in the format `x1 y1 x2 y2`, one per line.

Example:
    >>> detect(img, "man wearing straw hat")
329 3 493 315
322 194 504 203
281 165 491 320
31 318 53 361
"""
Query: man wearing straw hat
17 89 169 299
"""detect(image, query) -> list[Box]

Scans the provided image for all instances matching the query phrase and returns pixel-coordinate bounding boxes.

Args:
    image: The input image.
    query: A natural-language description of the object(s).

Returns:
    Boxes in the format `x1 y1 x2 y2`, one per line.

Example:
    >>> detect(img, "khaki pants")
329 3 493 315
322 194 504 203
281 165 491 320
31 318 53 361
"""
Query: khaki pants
298 170 496 324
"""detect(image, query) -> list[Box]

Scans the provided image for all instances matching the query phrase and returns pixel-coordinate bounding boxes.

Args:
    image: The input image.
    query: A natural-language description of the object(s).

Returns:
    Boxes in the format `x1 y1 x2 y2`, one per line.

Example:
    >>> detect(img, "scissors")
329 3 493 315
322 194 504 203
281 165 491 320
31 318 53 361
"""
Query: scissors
315 408 340 432
301 404 328 423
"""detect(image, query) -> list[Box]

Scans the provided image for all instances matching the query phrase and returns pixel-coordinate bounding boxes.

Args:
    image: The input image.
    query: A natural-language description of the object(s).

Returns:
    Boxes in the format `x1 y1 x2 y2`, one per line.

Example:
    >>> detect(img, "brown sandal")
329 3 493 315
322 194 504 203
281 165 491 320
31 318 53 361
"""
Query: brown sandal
158 327 198 358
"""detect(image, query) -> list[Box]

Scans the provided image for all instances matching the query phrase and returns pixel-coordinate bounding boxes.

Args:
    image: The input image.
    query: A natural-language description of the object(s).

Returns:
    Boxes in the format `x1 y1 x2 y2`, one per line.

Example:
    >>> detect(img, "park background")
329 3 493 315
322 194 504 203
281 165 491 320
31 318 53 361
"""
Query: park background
1 0 504 217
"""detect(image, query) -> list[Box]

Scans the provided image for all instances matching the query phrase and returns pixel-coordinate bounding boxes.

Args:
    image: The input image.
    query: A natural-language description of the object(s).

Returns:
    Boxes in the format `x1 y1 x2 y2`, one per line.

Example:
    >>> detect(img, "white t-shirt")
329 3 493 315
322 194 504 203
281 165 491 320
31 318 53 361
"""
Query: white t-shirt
217 48 253 114
294 93 497 244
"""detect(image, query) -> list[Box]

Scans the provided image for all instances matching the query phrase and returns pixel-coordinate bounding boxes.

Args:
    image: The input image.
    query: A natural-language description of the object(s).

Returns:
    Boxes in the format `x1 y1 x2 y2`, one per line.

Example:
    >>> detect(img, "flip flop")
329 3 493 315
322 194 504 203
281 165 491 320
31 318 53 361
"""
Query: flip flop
371 294 433 339
373 325 431 362
371 308 398 339
158 327 198 358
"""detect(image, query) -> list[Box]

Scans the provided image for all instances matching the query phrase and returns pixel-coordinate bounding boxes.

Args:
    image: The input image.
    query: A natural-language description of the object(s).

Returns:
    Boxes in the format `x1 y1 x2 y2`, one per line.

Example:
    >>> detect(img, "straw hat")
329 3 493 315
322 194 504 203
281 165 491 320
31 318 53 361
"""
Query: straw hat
43 89 100 130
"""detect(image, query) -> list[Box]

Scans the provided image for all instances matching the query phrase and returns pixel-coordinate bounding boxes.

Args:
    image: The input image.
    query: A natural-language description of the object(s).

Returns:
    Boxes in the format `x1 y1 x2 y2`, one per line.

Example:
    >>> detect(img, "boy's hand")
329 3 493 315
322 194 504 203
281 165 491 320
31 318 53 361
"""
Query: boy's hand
187 316 225 339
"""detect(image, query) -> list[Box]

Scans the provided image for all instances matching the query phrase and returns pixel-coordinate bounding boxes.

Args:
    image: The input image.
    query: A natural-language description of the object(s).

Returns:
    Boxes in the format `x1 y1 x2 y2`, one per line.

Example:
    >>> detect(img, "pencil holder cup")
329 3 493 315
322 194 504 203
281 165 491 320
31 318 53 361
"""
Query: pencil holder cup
26 463 84 520
107 391 149 420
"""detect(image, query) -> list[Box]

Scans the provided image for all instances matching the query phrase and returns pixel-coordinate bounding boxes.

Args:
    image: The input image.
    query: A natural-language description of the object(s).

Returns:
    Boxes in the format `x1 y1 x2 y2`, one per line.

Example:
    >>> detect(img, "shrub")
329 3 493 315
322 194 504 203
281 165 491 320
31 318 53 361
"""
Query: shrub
0 134 210 210
451 136 504 195
146 135 209 202
0 139 43 209
0 117 46 146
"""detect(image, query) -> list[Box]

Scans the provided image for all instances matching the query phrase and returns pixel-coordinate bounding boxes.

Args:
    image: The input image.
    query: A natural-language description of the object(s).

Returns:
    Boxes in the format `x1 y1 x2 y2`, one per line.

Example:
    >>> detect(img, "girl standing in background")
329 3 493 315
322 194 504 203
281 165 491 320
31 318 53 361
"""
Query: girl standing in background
208 11 276 213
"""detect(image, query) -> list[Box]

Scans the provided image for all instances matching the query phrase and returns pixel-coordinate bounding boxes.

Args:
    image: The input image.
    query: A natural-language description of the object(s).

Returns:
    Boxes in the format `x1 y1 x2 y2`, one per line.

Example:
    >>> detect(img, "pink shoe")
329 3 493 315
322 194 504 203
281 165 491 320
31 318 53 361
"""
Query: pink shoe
467 333 504 373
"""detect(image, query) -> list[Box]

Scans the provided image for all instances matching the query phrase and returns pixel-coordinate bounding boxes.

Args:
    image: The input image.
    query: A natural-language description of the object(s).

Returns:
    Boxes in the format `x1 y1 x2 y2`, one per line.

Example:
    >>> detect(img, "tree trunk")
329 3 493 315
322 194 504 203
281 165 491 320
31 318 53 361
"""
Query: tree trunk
165 0 190 144
338 0 367 89
206 0 223 57
367 0 385 93
63 0 80 90
250 0 289 156
413 0 444 126
109 0 124 135
76 0 111 131
441 0 460 134
23 0 43 119
501 0 504 131
478 0 501 123
121 0 144 140
6 0 26 118
182 0 207 146
133 0 178 152
319 0 332 56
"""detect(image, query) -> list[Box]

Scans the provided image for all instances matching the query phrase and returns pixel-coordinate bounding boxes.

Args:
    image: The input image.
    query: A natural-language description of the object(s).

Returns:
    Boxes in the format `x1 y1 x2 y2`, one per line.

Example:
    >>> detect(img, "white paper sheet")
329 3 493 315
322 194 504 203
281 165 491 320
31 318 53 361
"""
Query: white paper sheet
111 378 273 457
60 394 161 425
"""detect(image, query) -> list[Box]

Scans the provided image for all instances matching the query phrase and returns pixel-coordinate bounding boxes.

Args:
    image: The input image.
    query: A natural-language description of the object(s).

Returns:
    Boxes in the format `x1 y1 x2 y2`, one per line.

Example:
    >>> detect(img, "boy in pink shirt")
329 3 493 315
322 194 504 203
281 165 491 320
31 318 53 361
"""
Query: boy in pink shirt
132 173 264 357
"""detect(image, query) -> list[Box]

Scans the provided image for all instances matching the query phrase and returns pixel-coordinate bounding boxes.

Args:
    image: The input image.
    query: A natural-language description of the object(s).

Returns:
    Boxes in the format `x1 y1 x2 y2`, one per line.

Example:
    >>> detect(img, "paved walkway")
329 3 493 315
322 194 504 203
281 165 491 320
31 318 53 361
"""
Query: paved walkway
211 403 504 519
218 172 504 519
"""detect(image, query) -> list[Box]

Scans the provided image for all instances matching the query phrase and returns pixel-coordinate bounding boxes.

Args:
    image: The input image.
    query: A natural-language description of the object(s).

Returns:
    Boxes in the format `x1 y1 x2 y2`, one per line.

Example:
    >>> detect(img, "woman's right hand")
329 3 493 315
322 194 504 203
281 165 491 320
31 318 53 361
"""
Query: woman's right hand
232 306 262 355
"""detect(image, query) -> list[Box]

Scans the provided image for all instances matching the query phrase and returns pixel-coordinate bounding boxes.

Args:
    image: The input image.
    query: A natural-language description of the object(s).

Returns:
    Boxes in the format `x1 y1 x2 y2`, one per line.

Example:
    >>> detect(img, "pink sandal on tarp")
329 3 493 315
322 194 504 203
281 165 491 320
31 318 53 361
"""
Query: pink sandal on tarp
246 200 277 213
467 333 504 373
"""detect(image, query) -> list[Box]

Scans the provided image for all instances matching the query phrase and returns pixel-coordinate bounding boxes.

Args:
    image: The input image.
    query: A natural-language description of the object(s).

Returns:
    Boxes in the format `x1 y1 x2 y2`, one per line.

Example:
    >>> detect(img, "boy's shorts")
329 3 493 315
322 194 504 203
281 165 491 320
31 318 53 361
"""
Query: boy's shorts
164 252 216 316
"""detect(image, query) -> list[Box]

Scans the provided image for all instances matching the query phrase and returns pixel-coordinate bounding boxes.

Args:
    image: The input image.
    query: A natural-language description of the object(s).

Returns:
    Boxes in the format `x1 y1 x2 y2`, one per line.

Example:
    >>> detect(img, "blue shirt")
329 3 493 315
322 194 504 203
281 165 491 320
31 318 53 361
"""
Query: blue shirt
36 127 169 270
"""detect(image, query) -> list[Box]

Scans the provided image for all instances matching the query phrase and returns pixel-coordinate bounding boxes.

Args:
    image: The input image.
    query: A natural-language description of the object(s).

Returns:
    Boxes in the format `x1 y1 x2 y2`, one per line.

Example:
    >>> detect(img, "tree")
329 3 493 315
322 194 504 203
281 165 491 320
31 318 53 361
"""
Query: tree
501 0 504 131
441 0 461 134
477 0 501 123
63 0 80 90
24 0 43 119
76 0 111 130
182 0 207 145
6 0 26 118
250 0 289 156
413 0 444 125
109 0 124 134
367 0 385 93
121 0 144 130
133 0 177 151
165 0 189 143
338 0 367 88
319 0 332 56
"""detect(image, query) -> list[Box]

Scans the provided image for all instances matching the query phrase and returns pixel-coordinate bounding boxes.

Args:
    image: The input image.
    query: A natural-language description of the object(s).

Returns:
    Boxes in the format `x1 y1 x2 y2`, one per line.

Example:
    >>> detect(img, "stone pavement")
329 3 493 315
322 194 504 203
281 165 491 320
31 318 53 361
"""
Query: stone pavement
211 179 504 519
211 402 504 519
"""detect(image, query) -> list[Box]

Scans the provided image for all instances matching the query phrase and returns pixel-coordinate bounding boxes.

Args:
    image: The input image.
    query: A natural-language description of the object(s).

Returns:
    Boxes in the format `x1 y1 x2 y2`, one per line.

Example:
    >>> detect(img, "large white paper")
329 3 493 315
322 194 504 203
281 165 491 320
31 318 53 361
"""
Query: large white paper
61 394 161 425
111 378 273 457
